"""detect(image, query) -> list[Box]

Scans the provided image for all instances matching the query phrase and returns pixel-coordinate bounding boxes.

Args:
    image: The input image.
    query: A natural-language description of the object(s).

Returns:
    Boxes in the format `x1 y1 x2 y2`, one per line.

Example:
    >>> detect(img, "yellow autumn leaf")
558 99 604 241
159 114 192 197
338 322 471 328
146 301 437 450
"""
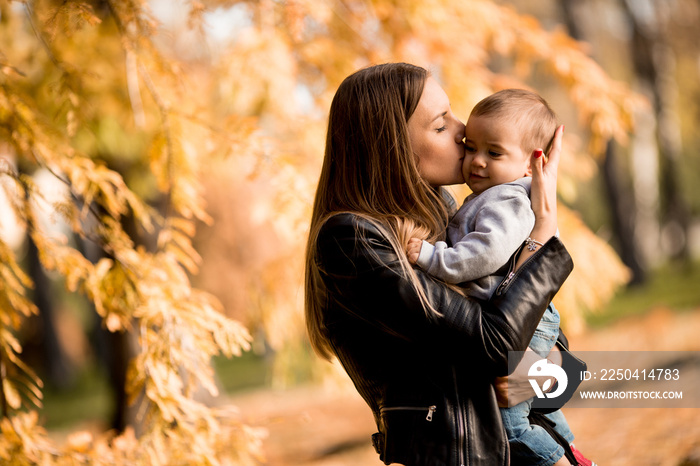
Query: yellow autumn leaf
66 431 93 453
2 379 22 409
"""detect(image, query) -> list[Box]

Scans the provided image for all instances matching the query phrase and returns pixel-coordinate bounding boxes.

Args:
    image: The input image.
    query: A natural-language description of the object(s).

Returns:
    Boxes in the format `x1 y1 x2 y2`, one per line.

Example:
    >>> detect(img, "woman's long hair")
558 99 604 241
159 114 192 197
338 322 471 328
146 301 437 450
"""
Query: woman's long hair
305 63 452 360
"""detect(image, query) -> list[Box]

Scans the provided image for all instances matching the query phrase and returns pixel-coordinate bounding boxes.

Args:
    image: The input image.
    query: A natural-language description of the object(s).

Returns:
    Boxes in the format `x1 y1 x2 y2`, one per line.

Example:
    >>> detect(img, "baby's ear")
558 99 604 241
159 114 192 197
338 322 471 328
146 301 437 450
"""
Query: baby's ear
525 157 533 176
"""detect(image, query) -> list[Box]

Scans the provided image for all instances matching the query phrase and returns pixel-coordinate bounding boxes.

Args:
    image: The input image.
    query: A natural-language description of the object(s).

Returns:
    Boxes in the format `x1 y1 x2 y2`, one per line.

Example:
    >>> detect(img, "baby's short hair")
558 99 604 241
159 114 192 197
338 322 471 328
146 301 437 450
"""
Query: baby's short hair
470 89 558 155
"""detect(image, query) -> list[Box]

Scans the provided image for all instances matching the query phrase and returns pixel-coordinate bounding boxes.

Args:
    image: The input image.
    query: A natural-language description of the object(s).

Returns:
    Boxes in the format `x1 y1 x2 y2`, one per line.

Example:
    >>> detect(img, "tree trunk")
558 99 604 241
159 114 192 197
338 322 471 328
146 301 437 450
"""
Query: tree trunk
26 230 76 388
620 0 692 264
602 141 647 285
559 0 648 284
78 230 136 433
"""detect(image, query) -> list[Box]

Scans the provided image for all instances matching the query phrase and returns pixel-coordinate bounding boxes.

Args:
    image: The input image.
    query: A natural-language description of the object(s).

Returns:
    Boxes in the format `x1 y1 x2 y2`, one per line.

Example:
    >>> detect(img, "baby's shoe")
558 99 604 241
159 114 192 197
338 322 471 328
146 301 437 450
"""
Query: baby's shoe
570 444 597 466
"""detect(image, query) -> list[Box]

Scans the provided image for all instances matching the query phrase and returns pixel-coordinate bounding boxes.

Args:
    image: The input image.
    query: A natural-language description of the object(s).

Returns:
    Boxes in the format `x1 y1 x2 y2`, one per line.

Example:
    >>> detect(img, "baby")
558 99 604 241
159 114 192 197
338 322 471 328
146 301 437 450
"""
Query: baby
407 89 594 466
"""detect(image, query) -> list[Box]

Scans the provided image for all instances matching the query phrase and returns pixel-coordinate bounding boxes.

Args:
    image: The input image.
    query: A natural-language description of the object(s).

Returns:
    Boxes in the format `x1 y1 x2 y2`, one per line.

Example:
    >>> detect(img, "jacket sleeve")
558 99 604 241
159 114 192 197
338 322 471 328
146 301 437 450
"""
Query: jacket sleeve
316 213 573 376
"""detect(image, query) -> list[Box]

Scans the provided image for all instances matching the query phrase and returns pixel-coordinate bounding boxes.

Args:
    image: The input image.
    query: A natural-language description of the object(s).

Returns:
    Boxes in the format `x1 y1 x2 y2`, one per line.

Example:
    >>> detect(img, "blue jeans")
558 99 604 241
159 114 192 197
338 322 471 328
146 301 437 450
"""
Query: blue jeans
500 304 575 465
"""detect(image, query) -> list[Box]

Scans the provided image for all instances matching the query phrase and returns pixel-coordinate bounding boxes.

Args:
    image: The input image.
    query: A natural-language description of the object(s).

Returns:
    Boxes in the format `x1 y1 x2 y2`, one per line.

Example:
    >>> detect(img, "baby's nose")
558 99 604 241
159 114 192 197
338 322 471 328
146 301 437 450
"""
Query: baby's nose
471 154 486 166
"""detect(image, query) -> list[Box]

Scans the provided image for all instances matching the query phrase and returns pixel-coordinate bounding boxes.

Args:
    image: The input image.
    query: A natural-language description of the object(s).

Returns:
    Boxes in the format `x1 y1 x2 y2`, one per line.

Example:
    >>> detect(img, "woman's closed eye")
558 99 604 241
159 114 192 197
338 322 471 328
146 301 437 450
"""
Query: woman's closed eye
436 125 447 133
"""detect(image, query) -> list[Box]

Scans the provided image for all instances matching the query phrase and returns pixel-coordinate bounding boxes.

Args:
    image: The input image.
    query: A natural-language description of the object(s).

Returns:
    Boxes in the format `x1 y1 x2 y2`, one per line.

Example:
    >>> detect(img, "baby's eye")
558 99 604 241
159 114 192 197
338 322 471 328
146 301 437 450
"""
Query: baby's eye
489 151 503 157
465 145 477 153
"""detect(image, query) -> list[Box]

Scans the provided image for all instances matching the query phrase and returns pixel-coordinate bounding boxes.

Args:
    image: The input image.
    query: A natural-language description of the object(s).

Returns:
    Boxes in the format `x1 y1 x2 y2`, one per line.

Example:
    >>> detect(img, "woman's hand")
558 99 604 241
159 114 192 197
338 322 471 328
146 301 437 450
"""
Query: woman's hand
406 238 422 264
494 346 562 407
530 125 563 240
513 125 563 270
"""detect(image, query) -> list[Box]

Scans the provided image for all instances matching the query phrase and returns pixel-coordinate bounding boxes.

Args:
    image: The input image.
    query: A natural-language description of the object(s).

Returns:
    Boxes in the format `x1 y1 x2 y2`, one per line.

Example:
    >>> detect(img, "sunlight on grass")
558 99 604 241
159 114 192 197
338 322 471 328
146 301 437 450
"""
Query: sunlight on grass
41 351 273 432
42 365 113 430
213 350 272 393
587 260 700 327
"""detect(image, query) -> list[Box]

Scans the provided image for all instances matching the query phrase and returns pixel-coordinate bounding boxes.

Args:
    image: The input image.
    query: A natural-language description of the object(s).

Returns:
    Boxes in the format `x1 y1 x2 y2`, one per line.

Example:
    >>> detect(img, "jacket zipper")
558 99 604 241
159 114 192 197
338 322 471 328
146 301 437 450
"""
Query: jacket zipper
497 271 515 295
495 241 541 296
380 405 437 422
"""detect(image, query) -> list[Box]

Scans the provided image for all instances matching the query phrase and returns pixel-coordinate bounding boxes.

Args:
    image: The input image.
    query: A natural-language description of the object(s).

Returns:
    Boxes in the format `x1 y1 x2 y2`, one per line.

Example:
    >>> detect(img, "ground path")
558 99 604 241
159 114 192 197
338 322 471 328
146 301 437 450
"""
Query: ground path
230 307 700 465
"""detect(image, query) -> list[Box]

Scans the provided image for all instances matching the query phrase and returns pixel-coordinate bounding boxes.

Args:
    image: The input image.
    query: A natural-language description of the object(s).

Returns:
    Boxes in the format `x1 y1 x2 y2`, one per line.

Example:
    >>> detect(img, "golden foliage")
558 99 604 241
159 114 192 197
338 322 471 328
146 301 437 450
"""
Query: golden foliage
1 0 258 464
0 0 638 462
554 205 632 334
0 410 266 465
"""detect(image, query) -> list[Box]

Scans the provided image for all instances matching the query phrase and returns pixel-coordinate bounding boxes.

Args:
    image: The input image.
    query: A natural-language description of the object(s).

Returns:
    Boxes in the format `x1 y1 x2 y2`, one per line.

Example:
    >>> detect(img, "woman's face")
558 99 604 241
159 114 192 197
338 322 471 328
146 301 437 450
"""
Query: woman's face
408 77 466 187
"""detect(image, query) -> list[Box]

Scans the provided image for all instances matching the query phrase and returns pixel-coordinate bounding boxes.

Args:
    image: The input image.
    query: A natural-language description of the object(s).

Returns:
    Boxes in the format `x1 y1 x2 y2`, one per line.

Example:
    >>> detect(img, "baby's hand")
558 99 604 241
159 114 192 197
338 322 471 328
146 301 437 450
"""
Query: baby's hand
406 238 423 264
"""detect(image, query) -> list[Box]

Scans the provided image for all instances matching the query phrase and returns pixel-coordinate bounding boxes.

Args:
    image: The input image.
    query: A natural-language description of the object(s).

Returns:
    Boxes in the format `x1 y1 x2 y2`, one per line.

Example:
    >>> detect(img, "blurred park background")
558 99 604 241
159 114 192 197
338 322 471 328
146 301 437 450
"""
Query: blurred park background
1 0 700 464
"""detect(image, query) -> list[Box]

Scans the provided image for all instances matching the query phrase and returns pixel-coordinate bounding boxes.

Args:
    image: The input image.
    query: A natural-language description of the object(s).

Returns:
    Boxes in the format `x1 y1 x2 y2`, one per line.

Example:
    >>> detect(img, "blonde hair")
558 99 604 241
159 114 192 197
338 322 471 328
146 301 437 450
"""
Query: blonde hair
471 88 558 156
305 63 450 360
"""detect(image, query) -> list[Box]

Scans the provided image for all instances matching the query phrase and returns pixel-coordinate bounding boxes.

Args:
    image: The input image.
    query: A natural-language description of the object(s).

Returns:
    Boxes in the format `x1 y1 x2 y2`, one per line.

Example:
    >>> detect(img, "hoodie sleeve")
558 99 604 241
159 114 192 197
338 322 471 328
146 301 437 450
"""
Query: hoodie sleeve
416 183 535 284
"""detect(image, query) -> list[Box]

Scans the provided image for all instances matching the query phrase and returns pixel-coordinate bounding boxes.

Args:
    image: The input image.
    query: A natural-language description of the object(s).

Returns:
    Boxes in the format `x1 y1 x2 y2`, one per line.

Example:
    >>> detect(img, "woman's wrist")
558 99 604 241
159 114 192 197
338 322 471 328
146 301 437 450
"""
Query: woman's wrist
526 222 557 249
513 222 556 270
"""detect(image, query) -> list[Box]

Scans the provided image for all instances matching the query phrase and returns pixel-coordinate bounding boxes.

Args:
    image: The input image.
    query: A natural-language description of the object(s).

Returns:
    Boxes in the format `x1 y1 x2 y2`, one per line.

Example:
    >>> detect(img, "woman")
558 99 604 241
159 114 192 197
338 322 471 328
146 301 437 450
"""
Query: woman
305 63 573 466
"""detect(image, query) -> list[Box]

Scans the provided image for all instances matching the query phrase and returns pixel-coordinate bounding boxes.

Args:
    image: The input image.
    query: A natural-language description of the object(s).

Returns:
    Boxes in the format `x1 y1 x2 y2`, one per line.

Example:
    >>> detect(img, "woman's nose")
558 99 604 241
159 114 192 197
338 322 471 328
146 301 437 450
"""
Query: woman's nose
453 122 466 144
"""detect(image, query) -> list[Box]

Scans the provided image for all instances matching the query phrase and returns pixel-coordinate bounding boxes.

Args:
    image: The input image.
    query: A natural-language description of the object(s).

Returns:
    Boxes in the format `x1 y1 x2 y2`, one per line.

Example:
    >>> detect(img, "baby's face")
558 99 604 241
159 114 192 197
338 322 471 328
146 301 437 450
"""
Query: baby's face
462 115 531 195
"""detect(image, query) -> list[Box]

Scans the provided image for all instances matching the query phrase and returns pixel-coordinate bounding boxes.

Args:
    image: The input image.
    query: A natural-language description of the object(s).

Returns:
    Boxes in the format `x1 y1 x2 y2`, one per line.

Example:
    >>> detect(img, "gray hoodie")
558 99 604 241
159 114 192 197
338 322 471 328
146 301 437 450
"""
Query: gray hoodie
417 177 534 300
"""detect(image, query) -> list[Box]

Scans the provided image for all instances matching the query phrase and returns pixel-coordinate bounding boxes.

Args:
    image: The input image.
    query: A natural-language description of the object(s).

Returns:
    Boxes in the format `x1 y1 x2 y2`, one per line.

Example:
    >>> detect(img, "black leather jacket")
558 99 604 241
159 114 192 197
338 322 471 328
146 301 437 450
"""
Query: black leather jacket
314 213 574 466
